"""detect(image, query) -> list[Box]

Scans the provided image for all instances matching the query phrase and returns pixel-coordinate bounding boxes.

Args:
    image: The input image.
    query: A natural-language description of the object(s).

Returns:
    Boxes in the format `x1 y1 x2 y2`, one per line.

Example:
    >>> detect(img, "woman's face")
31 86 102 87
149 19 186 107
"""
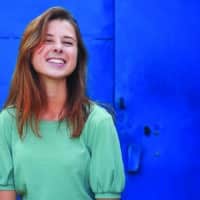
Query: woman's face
32 19 78 81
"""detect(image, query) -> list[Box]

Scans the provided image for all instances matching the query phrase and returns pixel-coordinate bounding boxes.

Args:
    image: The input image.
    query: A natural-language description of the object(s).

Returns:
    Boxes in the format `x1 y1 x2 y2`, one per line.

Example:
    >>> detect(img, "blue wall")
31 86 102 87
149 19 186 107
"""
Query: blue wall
1 1 200 200
0 0 115 107
115 0 200 200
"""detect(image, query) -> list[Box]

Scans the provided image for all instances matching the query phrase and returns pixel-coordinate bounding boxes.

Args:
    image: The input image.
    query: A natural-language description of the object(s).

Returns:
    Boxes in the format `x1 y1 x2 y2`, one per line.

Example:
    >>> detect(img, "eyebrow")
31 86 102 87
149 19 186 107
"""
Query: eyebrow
46 33 77 42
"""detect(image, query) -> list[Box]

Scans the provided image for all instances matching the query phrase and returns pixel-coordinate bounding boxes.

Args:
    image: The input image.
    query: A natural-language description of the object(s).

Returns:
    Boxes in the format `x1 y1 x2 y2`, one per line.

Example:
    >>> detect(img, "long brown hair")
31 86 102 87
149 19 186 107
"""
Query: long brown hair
4 7 91 138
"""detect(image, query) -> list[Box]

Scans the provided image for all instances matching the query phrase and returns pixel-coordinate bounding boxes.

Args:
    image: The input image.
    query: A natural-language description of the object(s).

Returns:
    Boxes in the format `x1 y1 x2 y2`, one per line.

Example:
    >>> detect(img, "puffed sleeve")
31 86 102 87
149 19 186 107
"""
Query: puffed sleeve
0 110 15 190
87 114 125 199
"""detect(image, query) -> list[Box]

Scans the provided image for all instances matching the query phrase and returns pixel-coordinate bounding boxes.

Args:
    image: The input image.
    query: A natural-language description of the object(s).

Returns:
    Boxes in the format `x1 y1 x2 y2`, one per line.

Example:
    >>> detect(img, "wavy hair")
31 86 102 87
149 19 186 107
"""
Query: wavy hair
4 7 91 138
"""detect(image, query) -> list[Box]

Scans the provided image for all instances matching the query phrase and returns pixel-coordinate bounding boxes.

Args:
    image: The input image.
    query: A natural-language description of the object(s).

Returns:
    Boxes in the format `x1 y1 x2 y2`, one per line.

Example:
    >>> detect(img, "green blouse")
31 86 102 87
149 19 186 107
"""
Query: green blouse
0 103 125 200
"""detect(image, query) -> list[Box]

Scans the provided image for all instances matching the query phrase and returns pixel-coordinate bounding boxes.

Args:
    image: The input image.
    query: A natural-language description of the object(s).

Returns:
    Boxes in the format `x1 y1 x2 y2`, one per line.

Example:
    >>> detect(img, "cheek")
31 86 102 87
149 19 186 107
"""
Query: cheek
35 44 45 54
31 53 40 71
32 45 49 66
72 52 78 68
65 48 78 66
71 49 78 62
32 49 44 70
34 44 51 58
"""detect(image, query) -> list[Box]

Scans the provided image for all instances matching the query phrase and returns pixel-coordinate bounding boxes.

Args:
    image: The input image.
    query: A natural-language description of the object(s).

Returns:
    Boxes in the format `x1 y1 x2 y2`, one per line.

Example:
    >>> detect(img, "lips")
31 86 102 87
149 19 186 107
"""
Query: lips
46 57 66 64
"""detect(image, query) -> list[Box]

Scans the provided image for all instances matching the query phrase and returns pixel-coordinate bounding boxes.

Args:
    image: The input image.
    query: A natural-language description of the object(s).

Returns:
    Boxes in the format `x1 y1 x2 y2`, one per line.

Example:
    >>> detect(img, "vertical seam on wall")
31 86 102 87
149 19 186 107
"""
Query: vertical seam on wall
113 0 116 108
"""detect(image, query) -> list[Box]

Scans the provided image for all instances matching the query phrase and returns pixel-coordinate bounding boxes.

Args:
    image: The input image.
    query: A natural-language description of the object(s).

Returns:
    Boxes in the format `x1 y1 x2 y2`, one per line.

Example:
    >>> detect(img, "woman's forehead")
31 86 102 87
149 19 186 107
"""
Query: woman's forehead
45 19 76 39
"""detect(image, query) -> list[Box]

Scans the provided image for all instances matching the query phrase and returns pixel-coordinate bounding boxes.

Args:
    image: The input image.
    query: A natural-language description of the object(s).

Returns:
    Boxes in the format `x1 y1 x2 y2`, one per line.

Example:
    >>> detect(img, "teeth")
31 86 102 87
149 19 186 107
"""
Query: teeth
47 58 65 64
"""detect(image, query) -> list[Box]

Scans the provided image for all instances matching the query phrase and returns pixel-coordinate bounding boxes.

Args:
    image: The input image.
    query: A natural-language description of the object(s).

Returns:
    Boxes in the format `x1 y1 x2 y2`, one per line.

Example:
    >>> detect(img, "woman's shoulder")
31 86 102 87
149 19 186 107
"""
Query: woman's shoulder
86 102 114 125
0 106 16 141
81 102 117 147
0 106 16 121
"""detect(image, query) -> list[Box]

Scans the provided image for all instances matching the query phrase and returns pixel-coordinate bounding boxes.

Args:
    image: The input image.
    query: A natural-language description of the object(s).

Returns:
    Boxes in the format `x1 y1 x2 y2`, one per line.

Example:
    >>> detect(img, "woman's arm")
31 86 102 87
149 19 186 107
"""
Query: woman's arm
0 191 16 200
87 110 125 200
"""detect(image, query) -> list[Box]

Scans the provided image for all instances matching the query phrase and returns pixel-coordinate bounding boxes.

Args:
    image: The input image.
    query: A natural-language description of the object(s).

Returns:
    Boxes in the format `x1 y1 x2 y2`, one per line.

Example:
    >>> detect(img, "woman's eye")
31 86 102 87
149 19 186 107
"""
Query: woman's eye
45 39 53 43
63 41 73 45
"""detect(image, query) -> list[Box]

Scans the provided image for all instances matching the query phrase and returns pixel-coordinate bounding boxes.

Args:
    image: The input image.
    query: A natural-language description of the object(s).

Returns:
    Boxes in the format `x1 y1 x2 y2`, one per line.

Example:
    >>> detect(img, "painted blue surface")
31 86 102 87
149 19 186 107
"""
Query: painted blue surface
1 1 200 200
0 0 114 107
115 0 200 199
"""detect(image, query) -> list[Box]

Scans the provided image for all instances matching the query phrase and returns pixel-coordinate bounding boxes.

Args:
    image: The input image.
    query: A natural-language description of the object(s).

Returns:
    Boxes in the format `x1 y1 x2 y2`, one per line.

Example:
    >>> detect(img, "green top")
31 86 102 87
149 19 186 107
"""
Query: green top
0 103 125 200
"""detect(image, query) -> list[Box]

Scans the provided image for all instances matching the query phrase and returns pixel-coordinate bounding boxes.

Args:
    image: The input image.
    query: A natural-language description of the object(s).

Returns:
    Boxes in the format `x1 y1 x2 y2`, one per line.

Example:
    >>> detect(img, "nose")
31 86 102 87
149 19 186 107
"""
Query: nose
53 42 63 54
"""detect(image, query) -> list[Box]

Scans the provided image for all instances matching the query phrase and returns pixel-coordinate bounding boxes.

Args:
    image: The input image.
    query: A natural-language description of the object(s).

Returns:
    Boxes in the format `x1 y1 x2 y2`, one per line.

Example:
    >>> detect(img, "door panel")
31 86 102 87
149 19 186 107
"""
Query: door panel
115 0 200 199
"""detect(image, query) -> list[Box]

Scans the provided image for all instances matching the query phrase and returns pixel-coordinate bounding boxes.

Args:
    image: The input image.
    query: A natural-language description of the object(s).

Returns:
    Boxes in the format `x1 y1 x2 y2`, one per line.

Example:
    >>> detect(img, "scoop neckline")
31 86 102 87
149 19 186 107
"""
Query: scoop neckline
39 119 65 127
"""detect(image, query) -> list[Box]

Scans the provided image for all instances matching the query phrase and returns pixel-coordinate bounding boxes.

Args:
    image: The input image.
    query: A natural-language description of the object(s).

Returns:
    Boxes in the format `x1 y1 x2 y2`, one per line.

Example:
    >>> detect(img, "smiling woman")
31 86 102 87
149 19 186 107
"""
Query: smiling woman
0 7 125 200
32 19 78 80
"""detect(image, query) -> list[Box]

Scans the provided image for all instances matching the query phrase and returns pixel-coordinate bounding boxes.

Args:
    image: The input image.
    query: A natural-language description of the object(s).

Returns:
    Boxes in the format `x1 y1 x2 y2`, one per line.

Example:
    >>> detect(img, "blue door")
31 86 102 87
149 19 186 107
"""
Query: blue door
115 0 200 199
1 1 200 200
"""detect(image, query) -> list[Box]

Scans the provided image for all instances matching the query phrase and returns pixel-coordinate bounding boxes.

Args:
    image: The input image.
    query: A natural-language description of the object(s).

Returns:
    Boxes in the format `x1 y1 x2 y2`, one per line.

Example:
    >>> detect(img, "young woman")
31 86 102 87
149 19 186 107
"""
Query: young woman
0 7 125 200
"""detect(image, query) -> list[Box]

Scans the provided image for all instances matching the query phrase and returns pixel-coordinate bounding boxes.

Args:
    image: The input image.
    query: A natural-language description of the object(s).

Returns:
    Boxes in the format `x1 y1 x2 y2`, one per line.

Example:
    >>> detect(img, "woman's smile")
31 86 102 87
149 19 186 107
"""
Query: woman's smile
46 57 67 68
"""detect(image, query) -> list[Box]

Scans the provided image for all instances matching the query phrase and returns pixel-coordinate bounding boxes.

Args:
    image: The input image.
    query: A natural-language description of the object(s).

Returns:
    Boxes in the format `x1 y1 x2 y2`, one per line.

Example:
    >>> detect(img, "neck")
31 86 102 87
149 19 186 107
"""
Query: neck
40 78 67 120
